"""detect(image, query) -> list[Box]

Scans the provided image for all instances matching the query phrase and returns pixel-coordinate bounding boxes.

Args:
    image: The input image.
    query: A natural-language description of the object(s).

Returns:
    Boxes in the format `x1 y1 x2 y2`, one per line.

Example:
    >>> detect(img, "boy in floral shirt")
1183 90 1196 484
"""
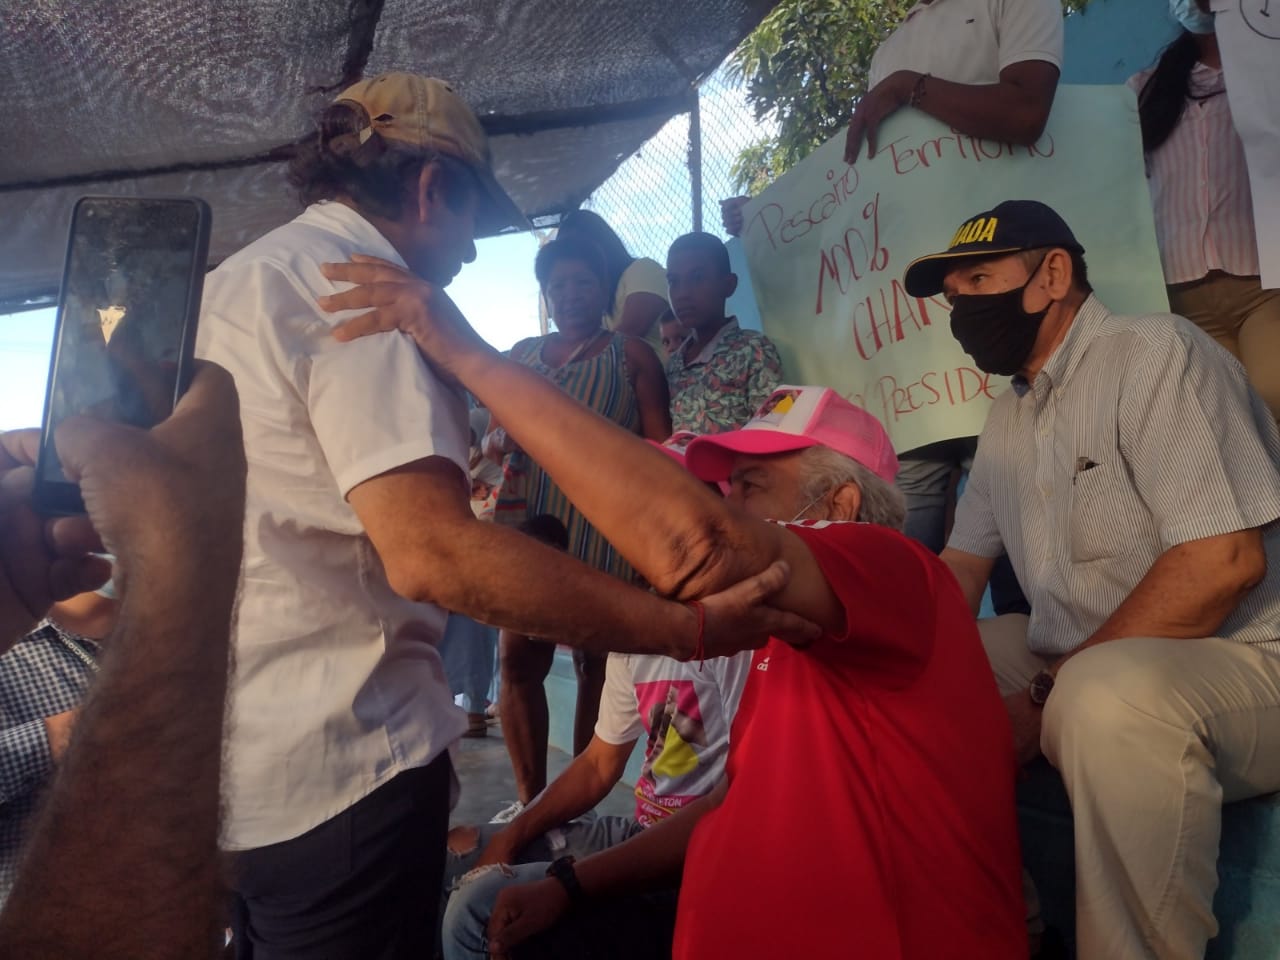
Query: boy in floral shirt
664 232 783 434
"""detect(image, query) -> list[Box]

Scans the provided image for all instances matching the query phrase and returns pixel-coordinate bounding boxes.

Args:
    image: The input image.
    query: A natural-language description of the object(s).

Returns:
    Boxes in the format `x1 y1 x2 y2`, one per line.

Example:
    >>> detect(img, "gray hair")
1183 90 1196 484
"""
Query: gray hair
797 445 906 531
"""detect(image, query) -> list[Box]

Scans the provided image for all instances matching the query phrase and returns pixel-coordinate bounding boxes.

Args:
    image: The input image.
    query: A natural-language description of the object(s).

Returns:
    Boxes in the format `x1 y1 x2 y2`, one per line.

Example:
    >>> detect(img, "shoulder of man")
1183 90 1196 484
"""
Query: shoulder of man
1095 307 1234 371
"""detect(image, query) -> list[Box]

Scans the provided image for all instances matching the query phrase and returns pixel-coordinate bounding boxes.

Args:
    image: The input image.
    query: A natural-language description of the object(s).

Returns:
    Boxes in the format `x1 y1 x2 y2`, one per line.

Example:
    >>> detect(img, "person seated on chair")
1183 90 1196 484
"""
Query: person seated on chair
903 198 1280 960
440 633 752 960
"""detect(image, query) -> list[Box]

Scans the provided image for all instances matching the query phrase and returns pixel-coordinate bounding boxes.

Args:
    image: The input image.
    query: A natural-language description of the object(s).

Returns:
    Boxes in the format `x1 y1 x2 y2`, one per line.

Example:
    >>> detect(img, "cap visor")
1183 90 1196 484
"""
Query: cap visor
647 438 688 467
902 246 1023 298
474 166 526 235
685 431 819 482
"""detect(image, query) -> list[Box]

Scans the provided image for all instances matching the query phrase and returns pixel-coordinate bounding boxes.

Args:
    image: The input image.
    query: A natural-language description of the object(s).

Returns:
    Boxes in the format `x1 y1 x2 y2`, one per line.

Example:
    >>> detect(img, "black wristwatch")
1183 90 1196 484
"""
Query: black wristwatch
546 855 586 905
1029 670 1056 707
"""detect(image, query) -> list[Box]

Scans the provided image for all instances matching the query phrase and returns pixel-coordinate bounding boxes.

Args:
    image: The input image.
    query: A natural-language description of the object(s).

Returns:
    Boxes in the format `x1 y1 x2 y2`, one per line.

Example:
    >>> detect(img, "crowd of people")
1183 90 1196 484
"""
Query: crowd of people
0 1 1278 959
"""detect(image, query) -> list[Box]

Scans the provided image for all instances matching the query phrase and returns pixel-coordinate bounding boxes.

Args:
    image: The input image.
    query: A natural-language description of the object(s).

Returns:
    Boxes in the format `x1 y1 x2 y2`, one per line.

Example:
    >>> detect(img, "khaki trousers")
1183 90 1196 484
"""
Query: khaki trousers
1168 272 1280 421
980 615 1280 960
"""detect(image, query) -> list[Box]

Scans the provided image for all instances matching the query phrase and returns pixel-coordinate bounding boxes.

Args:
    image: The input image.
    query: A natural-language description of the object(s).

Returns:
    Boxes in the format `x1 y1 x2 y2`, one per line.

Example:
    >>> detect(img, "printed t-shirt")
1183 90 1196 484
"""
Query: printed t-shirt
596 651 751 825
673 521 1024 960
606 256 670 354
665 319 784 435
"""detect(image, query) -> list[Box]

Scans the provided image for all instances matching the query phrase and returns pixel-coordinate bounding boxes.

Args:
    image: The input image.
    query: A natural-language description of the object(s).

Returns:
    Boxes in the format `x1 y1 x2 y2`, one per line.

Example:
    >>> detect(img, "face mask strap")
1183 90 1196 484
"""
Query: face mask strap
791 491 827 523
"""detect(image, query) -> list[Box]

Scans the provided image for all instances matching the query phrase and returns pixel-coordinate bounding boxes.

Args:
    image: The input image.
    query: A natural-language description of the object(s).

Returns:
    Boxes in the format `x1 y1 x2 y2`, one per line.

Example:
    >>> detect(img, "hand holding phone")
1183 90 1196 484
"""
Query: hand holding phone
34 196 211 515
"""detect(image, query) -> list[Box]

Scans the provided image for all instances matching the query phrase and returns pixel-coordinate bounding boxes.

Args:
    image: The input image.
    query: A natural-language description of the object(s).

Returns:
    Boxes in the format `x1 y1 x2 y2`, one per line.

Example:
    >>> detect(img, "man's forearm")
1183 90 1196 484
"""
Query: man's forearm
452 350 763 599
0 534 238 958
411 515 698 659
576 784 724 899
1054 532 1265 673
504 741 631 852
939 547 994 617
900 72 1055 146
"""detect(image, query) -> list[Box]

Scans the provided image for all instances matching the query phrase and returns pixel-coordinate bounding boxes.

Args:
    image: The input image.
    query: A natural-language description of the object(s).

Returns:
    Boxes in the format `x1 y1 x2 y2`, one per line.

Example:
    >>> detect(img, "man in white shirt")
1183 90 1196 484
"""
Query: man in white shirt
845 0 1064 162
844 0 1066 618
199 73 807 959
723 0 1064 234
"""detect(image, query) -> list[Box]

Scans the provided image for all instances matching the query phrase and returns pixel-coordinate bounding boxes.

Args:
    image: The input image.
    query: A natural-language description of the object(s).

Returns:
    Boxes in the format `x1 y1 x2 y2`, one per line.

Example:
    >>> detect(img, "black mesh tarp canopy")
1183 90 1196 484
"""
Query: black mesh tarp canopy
0 0 774 312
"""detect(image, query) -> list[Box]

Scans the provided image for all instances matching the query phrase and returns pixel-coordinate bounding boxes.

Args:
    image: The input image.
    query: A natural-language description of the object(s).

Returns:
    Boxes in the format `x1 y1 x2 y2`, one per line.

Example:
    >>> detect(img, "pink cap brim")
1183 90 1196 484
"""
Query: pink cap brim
685 430 820 482
647 438 688 467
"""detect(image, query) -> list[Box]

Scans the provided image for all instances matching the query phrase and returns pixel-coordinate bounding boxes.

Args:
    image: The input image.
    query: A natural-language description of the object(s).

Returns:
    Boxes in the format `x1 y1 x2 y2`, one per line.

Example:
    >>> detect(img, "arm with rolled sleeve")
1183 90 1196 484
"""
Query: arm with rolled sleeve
308 323 469 500
863 0 1063 156
1053 330 1280 668
1120 330 1280 548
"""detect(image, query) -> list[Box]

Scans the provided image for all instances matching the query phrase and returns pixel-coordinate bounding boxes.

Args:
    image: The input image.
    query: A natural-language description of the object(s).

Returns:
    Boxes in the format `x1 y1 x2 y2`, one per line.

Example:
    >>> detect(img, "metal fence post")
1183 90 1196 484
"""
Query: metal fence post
688 91 703 233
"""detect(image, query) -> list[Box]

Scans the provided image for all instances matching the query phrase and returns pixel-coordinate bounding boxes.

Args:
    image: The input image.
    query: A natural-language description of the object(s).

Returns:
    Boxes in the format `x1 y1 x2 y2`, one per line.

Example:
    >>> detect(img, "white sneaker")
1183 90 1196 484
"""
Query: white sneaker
489 800 524 824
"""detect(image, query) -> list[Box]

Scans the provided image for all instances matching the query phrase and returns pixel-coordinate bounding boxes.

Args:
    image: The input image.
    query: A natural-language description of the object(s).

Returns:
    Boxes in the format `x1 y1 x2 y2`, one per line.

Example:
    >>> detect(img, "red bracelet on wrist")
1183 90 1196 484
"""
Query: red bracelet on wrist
679 600 706 669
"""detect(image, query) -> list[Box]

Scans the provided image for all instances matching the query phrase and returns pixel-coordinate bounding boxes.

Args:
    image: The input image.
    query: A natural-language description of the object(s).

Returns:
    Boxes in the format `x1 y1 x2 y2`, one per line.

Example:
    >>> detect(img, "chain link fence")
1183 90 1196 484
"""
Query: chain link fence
582 63 773 264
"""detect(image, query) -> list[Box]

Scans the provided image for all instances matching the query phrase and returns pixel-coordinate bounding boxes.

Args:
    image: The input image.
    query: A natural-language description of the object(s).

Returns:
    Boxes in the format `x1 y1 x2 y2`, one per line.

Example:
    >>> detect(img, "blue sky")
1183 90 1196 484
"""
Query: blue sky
0 242 545 431
0 65 766 432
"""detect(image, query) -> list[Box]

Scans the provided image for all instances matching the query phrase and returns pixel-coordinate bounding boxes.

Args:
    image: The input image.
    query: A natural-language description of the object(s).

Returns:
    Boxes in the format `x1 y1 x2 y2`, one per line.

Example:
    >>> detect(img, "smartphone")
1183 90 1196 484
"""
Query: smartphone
33 196 211 515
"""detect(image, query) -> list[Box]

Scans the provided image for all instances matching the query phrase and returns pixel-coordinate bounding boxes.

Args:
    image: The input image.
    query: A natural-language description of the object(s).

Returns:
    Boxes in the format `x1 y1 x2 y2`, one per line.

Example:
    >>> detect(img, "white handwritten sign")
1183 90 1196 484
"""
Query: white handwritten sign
740 85 1168 453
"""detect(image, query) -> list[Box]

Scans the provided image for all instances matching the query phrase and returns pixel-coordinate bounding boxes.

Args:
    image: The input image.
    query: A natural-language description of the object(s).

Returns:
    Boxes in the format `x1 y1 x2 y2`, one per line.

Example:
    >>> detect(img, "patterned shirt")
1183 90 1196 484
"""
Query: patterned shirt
949 295 1280 656
1127 64 1259 285
496 332 640 581
666 319 783 435
0 621 98 903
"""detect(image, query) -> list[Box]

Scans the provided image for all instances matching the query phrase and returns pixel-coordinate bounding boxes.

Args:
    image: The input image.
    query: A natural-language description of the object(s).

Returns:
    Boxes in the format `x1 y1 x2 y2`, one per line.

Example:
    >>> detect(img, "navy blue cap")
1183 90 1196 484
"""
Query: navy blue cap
903 200 1085 298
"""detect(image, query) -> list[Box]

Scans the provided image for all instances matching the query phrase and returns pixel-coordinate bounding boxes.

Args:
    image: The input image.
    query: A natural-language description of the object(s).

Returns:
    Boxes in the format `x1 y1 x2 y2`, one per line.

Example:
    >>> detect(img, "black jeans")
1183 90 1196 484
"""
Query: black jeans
513 888 679 960
231 755 451 960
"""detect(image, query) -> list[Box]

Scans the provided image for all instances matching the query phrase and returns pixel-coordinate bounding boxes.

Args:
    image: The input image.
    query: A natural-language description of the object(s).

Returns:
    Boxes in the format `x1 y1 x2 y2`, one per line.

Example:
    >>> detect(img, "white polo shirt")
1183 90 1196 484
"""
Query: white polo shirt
868 0 1064 87
197 202 470 850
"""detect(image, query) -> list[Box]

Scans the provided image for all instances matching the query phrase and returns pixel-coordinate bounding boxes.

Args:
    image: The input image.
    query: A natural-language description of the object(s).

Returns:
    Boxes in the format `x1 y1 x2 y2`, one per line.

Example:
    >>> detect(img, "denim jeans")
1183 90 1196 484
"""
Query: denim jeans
896 436 977 553
897 437 1030 616
442 815 644 960
438 614 498 712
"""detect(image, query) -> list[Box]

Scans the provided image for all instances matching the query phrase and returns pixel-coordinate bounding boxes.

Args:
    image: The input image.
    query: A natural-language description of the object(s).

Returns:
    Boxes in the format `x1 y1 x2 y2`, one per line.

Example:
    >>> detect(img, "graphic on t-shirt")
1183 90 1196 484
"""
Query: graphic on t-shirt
633 679 711 825
754 388 800 423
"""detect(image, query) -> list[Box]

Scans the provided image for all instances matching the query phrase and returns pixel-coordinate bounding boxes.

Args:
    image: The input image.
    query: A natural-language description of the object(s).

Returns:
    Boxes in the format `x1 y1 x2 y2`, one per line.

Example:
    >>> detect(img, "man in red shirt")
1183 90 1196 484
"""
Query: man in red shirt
316 266 1027 958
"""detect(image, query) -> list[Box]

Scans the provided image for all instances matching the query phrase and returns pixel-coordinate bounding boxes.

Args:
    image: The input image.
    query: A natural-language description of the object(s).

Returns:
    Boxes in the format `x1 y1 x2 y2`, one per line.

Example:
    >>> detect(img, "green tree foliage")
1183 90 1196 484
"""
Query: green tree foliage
727 0 1094 194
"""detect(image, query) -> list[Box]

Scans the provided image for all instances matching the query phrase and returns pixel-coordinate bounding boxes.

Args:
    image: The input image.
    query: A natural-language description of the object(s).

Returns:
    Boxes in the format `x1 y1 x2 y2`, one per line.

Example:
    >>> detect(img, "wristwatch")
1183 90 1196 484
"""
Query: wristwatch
545 855 586 905
1029 670 1055 707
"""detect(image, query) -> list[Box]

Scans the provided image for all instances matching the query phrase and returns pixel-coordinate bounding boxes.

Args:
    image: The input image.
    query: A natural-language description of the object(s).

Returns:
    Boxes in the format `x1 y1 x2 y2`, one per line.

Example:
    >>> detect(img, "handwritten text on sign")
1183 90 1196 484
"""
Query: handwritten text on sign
740 85 1167 453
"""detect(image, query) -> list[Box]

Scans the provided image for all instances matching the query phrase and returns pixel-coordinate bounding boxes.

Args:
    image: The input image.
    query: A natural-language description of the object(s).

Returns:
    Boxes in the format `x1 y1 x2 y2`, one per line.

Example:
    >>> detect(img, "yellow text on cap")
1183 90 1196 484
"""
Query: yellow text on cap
948 217 999 248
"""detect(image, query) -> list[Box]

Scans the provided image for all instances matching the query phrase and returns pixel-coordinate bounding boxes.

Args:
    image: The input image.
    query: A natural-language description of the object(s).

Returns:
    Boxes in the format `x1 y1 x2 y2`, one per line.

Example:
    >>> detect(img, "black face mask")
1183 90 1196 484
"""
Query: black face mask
949 265 1050 377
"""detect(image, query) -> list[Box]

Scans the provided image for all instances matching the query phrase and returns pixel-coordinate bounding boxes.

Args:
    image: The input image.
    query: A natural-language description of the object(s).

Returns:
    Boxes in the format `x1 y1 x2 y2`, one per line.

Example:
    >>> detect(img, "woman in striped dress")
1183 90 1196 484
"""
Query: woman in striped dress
484 236 670 810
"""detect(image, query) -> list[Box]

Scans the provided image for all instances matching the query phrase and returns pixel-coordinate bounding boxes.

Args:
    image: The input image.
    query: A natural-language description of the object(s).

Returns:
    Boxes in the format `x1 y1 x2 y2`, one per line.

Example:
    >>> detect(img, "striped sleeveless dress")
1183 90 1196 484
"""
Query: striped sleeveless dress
496 332 639 581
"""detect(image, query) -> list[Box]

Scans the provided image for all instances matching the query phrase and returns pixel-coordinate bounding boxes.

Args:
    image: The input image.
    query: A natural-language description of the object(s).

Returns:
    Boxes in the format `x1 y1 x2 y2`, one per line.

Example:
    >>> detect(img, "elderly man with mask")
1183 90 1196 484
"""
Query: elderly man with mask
317 249 1027 958
902 199 1280 959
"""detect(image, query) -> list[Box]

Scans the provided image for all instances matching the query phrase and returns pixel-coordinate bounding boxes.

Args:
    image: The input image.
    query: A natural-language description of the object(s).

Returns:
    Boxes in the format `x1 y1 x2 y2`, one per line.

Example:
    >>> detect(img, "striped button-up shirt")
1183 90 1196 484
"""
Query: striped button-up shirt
950 295 1280 656
1128 63 1259 285
0 621 98 903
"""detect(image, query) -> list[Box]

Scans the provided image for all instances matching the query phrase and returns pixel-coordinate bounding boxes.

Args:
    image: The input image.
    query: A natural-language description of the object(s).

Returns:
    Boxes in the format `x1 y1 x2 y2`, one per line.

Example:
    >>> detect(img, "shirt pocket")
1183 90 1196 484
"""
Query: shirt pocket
1068 464 1120 564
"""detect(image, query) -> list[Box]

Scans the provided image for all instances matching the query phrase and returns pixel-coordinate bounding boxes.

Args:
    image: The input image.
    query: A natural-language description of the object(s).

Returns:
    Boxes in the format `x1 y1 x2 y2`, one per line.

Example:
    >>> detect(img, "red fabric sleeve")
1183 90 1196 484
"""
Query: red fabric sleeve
784 522 942 684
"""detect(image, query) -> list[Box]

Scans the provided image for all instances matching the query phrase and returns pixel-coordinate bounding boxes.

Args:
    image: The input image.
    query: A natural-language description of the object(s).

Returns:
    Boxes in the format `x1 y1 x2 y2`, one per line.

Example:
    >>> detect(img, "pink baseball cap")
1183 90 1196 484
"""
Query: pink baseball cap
648 431 701 465
685 386 898 484
649 432 731 495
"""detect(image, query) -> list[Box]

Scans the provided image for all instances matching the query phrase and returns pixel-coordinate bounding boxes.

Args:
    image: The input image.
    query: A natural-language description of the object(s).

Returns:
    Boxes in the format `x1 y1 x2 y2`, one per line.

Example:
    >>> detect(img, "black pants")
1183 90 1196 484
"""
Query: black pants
231 755 451 960
514 888 679 960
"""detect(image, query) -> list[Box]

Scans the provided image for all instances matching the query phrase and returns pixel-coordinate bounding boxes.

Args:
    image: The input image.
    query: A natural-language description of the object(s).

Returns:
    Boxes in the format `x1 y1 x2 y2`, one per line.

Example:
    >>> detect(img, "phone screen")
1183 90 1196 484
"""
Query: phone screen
36 197 209 511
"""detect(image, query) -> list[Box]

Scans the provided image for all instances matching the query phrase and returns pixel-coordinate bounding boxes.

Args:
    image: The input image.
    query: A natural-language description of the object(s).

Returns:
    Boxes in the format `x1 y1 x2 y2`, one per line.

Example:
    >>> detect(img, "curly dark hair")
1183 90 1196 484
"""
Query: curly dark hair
287 100 478 221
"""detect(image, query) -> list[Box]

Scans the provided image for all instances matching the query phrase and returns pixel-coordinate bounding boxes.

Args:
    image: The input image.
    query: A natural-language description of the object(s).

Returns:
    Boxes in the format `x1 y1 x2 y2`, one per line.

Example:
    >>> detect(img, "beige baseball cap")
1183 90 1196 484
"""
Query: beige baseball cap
334 72 524 233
